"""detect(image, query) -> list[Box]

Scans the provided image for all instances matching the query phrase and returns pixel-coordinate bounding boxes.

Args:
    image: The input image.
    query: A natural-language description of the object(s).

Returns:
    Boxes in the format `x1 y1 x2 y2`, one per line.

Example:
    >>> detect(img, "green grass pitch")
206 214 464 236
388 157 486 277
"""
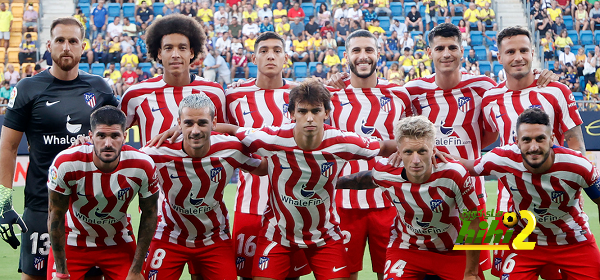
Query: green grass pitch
1 181 598 279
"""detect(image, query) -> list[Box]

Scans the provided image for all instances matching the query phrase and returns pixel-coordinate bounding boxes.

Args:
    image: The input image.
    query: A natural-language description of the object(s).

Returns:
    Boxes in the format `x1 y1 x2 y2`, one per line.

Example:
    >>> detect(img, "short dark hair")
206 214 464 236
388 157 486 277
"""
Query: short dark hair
346 29 377 50
51 17 85 39
255 31 285 49
403 47 411 52
90 106 127 132
289 80 331 113
145 14 206 64
497 26 531 49
516 108 550 132
428 23 462 45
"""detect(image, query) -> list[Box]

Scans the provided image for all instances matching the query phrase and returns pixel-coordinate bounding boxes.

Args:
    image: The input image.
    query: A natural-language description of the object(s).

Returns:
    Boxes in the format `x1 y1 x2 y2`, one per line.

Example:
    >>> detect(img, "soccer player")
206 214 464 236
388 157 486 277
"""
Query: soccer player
336 116 482 280
481 26 585 278
119 14 226 146
0 17 118 280
140 94 267 280
217 80 398 279
450 108 600 279
328 29 412 280
47 106 159 280
225 31 311 280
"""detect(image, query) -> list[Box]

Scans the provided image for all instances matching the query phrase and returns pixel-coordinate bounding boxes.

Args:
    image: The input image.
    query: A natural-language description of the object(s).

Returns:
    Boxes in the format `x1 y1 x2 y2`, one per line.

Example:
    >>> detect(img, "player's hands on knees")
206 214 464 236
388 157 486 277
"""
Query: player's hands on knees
228 78 255 89
533 69 559 88
387 151 402 167
325 72 350 89
70 135 90 147
0 186 28 249
125 272 144 280
146 126 181 147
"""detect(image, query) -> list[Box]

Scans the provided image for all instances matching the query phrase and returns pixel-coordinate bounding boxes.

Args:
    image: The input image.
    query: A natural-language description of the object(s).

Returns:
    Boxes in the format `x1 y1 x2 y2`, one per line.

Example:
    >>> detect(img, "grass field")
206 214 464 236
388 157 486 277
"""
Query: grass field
1 181 598 280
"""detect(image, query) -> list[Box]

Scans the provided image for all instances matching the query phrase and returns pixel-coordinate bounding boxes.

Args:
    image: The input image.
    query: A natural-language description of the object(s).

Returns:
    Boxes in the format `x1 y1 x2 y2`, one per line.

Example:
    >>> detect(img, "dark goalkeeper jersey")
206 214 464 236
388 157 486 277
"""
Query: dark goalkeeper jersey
3 69 119 212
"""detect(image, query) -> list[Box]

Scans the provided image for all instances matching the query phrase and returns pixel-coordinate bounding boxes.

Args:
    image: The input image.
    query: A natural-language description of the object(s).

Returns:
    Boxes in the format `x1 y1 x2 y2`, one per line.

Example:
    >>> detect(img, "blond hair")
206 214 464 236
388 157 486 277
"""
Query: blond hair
394 116 436 143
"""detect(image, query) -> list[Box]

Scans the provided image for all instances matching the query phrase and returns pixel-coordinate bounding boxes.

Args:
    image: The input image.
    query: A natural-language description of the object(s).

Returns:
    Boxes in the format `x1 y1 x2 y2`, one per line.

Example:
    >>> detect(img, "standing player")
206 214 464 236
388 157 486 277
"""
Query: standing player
47 106 159 280
225 31 311 280
451 108 600 279
481 26 586 278
0 17 118 280
119 14 226 146
218 80 398 279
328 29 412 280
140 94 267 280
336 116 482 280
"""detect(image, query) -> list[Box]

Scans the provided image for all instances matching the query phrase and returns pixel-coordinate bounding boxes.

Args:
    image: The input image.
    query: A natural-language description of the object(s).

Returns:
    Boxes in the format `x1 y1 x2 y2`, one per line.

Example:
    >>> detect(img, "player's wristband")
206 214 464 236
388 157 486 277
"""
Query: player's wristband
55 272 70 279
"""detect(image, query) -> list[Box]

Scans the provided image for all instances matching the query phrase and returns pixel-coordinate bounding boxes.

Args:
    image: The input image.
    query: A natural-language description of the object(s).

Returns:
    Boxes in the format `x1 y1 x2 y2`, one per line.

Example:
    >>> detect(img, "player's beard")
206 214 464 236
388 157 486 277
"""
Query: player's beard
94 146 121 164
349 58 377 79
52 52 80 72
521 149 550 169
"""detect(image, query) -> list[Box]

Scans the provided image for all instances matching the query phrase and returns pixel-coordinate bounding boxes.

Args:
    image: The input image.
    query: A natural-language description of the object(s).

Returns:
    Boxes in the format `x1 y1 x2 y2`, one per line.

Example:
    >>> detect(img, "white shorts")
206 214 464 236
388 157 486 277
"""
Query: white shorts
0 32 10 40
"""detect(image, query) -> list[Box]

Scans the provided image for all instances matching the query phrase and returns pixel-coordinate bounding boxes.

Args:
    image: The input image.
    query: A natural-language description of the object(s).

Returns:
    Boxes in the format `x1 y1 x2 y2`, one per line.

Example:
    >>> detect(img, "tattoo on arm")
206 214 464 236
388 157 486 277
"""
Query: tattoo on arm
336 171 376 190
48 190 70 274
564 125 586 155
130 192 158 274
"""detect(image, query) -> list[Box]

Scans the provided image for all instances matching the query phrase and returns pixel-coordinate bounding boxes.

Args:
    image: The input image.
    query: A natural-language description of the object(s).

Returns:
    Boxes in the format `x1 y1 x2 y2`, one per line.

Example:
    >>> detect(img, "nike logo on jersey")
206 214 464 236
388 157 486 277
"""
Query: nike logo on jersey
340 102 352 106
420 104 430 109
332 266 346 272
170 174 183 179
243 110 256 115
280 165 291 170
496 113 506 119
46 100 60 106
77 191 90 197
392 198 404 204
151 107 167 112
293 264 307 271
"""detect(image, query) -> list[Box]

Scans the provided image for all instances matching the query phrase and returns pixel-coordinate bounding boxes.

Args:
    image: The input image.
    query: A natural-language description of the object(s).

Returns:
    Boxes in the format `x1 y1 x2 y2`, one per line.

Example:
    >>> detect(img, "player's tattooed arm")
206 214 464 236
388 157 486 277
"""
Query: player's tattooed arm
215 123 240 136
128 192 158 278
336 171 377 190
564 125 587 156
48 190 70 275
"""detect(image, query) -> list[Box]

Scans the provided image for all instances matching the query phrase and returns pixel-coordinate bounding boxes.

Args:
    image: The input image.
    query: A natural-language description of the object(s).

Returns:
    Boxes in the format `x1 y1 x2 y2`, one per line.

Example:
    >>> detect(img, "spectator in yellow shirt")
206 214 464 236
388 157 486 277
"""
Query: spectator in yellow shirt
547 1 562 22
292 34 309 62
244 32 257 54
81 38 94 65
256 0 270 10
479 2 497 31
276 16 291 36
374 0 391 16
103 63 122 95
120 46 139 68
197 1 214 25
398 47 414 72
243 3 259 23
464 3 483 32
323 48 341 68
273 2 287 23
475 0 490 9
368 19 385 34
307 33 323 62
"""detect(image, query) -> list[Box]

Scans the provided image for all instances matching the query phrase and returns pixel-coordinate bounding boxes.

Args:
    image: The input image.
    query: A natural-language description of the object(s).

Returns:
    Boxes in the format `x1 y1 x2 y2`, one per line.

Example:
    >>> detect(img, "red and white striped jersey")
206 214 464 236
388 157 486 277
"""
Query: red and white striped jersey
119 75 226 145
373 158 479 252
236 124 381 248
225 80 293 215
482 80 582 146
141 134 261 248
403 74 498 204
47 144 159 247
473 145 598 246
330 78 411 209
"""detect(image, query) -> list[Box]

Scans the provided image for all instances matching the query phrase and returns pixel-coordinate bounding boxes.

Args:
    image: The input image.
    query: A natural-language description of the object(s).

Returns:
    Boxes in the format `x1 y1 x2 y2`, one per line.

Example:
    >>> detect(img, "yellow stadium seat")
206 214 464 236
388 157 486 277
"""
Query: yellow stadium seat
11 3 23 17
31 3 38 13
9 33 21 48
21 62 34 74
11 18 22 32
27 0 39 3
7 48 19 64
0 64 5 75
0 49 6 64
12 0 24 3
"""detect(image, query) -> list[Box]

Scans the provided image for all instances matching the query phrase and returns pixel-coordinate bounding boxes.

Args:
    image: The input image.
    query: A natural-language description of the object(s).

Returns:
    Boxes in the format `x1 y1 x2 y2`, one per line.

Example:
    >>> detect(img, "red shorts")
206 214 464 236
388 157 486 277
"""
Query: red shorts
500 238 600 279
337 206 396 274
232 212 310 278
384 248 486 280
475 202 492 271
253 237 350 280
143 239 237 280
47 242 136 280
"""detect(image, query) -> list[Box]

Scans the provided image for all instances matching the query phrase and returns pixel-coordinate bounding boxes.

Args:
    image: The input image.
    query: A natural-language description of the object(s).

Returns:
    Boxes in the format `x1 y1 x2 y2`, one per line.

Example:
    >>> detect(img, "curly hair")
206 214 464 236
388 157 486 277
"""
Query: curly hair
145 14 207 64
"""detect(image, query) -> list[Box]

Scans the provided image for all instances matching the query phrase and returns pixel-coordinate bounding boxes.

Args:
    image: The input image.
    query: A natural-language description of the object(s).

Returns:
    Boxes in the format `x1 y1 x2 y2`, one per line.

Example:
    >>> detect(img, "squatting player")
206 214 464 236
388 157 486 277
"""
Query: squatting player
47 106 159 280
141 94 267 280
451 108 600 279
336 116 482 280
0 17 118 280
225 31 311 279
217 80 398 279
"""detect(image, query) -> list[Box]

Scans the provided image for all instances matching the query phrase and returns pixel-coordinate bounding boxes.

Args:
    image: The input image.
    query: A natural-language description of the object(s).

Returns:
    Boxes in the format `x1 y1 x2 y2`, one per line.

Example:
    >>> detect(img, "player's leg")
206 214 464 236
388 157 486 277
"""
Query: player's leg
95 241 136 280
366 207 396 280
337 208 368 280
143 240 189 280
383 248 428 280
303 239 350 280
46 246 91 280
551 240 600 279
252 237 294 280
19 209 51 280
187 239 237 280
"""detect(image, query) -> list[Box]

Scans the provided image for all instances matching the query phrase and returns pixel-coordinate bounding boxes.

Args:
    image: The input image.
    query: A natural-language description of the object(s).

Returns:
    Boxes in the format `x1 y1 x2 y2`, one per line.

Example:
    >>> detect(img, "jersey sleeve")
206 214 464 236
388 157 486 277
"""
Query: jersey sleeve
118 89 139 129
372 158 395 189
454 174 479 212
139 161 160 198
337 130 381 161
235 126 276 157
553 83 583 133
47 157 72 196
237 151 263 173
473 147 500 177
3 82 33 132
583 161 600 200
481 96 499 133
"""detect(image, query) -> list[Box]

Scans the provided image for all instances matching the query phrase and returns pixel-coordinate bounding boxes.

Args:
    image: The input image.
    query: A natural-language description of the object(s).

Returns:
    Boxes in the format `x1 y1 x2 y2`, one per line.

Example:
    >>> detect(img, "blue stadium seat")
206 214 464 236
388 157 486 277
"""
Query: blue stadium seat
485 31 497 46
123 3 136 18
393 16 405 23
463 46 471 58
451 16 462 26
564 16 573 30
79 4 91 17
572 91 583 101
308 61 319 74
296 78 306 82
580 30 594 45
391 2 403 17
470 31 483 46
91 63 105 76
585 44 595 55
337 46 345 59
79 0 90 3
293 62 308 78
492 61 502 77
454 6 464 16
153 3 165 16
410 31 422 41
316 0 327 3
595 31 600 45
479 61 491 74
79 63 90 73
567 30 579 44
214 2 225 10
378 17 390 30
139 62 152 74
545 60 555 70
115 63 121 71
570 44 581 54
404 2 416 11
248 62 258 78
419 5 426 17
302 3 314 18
386 60 395 69
580 76 586 93
108 17 115 24
473 46 487 61
424 30 430 45
107 3 121 18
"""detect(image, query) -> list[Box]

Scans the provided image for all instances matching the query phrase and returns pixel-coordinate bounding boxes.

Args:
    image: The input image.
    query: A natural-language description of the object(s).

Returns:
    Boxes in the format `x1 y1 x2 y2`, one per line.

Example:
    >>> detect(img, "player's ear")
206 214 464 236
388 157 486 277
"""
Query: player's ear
177 117 182 130
122 130 128 142
252 52 257 64
211 116 217 130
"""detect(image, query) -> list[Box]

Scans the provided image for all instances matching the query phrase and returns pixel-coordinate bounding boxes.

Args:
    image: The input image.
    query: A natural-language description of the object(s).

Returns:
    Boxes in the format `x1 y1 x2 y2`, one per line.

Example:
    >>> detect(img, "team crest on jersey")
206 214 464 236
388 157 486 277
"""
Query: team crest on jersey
493 257 502 271
84 92 96 107
529 104 542 109
148 269 159 280
210 167 223 183
321 162 334 177
501 274 510 280
117 187 132 201
429 199 444 213
380 96 392 113
283 103 291 119
7 87 17 108
551 191 565 203
361 119 375 135
236 257 245 270
258 256 270 270
457 97 472 113
33 256 44 270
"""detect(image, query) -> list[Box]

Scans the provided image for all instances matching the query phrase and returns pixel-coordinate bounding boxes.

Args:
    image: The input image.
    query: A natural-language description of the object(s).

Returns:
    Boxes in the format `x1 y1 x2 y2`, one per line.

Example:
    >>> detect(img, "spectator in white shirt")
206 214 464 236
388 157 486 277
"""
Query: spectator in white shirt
399 31 414 51
258 4 273 21
559 45 576 68
215 32 232 62
107 16 123 39
333 3 348 24
242 17 260 37
214 5 229 23
390 19 407 35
